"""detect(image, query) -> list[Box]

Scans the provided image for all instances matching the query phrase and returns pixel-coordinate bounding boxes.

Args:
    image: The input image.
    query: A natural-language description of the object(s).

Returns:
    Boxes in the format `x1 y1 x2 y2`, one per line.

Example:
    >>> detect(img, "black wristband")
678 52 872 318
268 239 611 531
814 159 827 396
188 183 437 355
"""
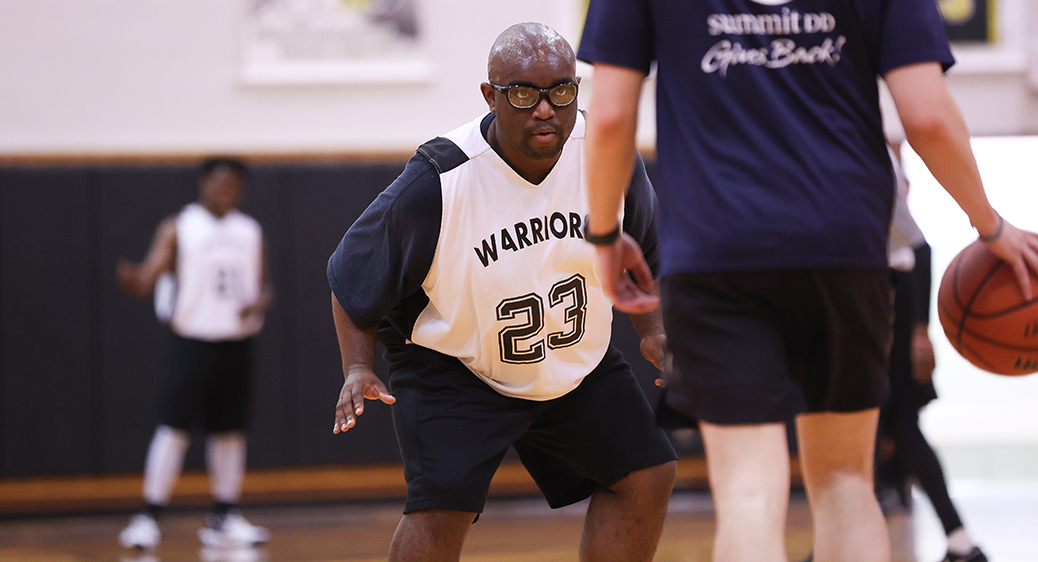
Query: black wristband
583 223 621 246
978 215 1005 243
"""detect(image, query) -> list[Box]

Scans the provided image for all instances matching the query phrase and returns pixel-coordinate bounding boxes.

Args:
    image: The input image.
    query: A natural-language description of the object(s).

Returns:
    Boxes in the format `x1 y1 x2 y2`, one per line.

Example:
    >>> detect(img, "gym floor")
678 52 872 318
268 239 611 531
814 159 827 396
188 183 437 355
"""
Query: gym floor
1 481 1036 562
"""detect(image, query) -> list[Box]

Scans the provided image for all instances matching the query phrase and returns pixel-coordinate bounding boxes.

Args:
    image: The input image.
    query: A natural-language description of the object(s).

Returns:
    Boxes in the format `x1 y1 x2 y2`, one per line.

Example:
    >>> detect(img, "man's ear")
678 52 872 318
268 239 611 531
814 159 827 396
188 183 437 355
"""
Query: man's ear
480 83 497 112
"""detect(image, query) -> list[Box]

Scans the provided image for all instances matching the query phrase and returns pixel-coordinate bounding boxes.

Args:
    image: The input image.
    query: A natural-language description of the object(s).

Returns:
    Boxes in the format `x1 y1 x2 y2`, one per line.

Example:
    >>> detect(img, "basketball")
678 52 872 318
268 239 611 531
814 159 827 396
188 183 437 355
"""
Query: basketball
937 240 1038 375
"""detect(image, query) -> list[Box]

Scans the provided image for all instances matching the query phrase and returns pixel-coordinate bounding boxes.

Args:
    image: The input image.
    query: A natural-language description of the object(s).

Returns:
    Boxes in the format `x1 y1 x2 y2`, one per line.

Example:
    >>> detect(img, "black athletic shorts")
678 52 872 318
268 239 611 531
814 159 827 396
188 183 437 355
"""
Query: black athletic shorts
158 333 254 433
659 268 893 425
389 345 677 515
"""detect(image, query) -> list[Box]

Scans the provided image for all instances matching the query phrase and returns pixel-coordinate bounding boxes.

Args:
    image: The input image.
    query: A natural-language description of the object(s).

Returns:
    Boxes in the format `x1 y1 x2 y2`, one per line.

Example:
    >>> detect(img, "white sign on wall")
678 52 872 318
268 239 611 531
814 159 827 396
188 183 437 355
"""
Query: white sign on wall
240 0 433 85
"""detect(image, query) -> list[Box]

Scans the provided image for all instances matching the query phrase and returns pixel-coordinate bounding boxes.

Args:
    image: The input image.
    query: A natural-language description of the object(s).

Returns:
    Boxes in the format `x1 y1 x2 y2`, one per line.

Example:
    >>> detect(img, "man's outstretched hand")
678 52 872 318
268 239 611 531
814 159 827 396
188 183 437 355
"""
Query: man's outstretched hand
595 232 659 314
333 368 396 433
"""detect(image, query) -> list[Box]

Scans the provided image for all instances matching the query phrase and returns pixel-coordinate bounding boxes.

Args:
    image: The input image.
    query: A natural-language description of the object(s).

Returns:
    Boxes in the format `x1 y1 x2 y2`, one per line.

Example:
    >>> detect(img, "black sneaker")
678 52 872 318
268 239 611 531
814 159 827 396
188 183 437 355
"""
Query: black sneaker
941 547 988 562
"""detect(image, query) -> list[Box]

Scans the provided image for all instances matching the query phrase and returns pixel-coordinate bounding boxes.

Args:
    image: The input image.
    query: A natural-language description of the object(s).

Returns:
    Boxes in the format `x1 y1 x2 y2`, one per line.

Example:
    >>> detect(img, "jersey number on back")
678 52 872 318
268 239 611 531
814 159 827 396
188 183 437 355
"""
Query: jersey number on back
496 274 587 364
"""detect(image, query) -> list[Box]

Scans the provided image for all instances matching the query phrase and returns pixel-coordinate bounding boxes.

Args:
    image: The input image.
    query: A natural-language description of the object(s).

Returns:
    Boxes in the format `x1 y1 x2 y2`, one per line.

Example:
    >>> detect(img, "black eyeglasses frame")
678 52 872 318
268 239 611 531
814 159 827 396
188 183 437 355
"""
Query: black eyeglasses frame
488 81 579 109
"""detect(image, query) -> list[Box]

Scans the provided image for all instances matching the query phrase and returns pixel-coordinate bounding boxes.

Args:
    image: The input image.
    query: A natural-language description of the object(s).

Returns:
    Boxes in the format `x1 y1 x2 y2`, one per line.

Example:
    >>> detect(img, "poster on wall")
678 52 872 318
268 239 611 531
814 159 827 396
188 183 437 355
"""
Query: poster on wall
938 0 995 43
240 0 431 85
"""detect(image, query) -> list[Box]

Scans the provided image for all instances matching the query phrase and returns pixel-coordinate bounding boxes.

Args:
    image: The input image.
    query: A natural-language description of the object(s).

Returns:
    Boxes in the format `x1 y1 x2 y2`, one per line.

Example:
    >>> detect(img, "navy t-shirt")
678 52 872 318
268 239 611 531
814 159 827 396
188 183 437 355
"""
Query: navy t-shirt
578 0 954 275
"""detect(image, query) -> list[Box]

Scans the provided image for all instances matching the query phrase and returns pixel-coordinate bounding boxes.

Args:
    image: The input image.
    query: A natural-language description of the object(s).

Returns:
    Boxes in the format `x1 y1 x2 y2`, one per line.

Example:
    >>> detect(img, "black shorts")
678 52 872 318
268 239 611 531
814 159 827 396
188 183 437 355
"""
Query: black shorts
660 268 892 425
389 345 677 514
158 333 254 433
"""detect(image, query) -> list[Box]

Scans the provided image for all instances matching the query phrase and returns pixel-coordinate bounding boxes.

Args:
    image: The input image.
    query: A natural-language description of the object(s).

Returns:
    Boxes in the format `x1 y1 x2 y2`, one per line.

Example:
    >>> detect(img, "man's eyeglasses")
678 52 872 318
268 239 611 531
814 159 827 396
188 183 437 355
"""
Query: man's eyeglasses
489 82 579 109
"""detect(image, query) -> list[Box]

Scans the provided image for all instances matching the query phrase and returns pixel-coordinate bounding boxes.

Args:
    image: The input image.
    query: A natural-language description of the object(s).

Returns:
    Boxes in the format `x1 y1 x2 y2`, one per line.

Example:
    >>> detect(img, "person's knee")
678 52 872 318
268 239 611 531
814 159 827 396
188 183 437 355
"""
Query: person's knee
391 509 474 562
648 460 678 488
798 410 879 476
403 508 475 526
611 461 677 499
397 509 475 545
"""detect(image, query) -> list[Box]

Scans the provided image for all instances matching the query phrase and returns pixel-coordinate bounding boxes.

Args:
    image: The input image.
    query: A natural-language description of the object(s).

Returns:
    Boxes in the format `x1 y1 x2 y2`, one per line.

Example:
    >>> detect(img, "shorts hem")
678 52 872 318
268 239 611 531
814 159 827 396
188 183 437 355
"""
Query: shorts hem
603 452 679 489
403 499 483 515
665 384 796 426
547 451 679 509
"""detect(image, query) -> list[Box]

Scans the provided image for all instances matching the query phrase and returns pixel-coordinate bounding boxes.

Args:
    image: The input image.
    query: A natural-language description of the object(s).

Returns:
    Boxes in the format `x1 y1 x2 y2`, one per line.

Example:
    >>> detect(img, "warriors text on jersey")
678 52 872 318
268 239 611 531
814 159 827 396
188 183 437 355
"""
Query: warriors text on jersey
328 111 657 401
171 203 265 341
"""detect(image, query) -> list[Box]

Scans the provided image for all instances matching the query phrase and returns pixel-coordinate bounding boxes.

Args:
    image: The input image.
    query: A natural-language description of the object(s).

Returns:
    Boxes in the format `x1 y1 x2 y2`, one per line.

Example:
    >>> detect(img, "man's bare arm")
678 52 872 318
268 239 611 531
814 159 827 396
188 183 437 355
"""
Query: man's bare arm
331 292 395 433
116 216 177 298
628 306 666 373
886 62 1038 298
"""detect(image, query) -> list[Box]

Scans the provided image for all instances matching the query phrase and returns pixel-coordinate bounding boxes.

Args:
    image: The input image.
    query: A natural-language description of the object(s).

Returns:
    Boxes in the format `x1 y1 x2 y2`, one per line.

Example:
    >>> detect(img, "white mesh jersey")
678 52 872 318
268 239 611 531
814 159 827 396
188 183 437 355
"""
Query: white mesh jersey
328 111 658 401
411 112 613 400
171 203 265 342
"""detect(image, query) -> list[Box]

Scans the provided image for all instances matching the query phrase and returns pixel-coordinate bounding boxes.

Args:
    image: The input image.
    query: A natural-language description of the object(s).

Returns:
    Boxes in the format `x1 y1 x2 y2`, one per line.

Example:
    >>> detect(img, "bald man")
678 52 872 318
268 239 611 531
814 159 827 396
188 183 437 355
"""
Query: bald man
326 22 677 562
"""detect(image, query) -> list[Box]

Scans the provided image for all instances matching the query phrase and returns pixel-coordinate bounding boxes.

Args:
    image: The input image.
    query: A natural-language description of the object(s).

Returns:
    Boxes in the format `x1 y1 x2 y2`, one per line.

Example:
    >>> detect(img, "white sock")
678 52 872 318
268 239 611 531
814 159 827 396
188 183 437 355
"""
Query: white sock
142 425 190 505
947 526 975 555
206 431 247 504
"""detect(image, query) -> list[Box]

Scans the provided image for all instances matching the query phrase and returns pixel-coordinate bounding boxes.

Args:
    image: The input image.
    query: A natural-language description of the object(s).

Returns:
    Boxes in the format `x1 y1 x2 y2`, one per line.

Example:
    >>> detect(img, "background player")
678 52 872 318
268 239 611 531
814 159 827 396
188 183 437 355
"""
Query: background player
116 157 273 550
327 22 677 562
878 144 987 562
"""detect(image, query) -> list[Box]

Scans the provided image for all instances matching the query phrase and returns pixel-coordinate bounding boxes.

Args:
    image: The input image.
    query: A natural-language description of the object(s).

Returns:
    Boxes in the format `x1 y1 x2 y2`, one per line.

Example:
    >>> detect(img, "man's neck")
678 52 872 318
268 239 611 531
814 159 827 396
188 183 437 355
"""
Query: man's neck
200 202 231 218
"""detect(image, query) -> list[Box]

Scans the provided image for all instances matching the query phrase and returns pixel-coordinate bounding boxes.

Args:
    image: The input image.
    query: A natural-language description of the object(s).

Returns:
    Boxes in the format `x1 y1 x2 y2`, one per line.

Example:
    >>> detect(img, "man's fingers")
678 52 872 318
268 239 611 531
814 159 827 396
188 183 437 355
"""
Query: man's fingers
617 295 660 314
617 233 655 293
333 390 360 434
1024 243 1038 300
592 235 659 312
336 384 396 433
333 406 355 434
363 385 396 404
1012 258 1034 301
629 259 655 293
994 224 1038 301
613 287 660 314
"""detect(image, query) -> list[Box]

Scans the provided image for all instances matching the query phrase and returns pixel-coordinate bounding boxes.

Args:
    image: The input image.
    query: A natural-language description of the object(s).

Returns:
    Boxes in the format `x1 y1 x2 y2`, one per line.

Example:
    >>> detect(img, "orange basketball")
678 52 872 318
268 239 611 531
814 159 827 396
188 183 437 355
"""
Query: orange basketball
937 240 1038 375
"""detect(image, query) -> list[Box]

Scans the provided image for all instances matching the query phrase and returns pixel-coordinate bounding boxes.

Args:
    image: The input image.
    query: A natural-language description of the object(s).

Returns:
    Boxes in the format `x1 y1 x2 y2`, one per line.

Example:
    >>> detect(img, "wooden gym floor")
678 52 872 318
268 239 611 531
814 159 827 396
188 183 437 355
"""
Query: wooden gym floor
1 458 1037 562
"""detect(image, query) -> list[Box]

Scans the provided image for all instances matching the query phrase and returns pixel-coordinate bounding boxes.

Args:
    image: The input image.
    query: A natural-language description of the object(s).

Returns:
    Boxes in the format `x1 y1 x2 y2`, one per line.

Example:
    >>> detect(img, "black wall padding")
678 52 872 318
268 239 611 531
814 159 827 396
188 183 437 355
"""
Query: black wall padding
0 161 663 477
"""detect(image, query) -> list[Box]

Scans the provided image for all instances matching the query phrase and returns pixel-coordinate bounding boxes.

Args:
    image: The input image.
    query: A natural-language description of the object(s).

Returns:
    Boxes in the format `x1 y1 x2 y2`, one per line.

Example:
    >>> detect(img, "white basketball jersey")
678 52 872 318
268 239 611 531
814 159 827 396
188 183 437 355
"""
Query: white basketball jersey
171 203 264 341
409 112 618 400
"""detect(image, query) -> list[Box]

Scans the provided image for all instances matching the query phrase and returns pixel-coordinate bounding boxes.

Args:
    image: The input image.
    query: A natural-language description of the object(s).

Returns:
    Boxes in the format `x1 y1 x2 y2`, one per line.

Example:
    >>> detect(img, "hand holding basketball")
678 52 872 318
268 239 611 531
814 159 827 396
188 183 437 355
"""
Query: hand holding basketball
937 239 1038 375
975 217 1038 301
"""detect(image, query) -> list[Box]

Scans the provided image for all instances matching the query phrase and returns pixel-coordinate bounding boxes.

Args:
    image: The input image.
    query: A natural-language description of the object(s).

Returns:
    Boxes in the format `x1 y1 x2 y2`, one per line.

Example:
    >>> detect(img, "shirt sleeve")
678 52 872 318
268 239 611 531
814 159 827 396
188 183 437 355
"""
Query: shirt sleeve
327 153 442 328
577 0 655 74
878 0 955 75
622 153 661 277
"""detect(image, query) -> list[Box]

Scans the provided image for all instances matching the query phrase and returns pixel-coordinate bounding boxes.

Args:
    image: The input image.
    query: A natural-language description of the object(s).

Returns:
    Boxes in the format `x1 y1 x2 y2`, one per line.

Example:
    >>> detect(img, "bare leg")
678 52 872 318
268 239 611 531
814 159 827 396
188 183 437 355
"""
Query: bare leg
388 509 474 562
700 421 790 562
580 460 677 562
797 409 889 562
